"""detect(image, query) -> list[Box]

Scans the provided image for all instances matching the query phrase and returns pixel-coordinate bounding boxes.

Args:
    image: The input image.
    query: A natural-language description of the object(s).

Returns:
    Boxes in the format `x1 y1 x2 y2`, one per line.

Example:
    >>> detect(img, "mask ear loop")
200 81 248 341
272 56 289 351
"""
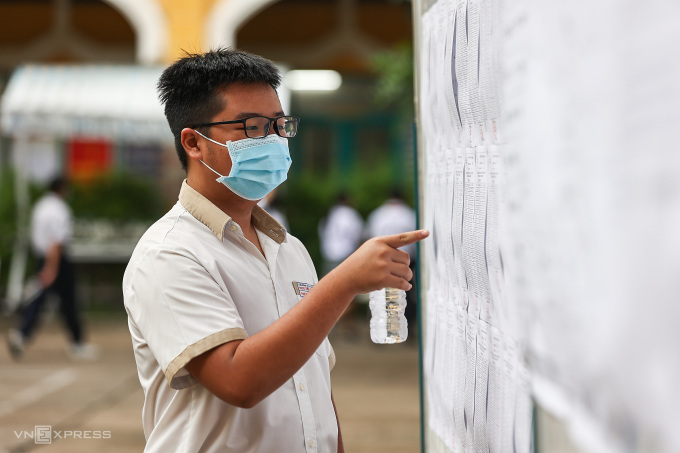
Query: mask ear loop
193 129 230 148
193 129 229 179
199 159 225 178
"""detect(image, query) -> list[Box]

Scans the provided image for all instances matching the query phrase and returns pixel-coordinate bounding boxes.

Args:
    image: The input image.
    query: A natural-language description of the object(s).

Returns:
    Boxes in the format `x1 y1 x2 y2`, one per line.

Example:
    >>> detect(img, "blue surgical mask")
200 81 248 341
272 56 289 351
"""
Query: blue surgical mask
194 131 292 201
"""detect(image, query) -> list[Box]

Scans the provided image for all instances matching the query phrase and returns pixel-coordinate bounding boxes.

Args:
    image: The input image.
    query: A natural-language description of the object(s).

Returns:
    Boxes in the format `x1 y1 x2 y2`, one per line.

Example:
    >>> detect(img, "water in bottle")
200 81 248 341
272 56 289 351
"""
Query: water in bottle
369 287 408 344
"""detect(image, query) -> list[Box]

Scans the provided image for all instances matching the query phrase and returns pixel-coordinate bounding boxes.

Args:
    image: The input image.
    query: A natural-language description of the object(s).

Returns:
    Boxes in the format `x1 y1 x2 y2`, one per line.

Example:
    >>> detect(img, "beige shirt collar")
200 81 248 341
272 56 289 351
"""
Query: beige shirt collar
178 180 286 244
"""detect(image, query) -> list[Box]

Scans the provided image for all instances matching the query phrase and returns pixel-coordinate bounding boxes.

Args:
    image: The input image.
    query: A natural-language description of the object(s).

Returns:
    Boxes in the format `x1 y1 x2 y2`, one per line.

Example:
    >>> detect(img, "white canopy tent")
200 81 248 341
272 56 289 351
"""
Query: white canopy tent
0 64 172 144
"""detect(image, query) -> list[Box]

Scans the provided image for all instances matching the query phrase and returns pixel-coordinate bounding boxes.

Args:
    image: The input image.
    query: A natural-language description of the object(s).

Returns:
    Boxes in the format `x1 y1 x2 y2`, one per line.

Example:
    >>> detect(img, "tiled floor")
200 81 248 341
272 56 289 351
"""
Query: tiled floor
0 313 420 452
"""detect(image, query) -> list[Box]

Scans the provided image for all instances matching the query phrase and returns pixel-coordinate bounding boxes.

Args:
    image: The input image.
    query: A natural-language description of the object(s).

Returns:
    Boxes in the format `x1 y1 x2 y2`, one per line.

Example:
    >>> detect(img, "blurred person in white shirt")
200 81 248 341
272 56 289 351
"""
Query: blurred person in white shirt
366 189 417 258
318 192 364 275
7 177 98 361
318 193 365 340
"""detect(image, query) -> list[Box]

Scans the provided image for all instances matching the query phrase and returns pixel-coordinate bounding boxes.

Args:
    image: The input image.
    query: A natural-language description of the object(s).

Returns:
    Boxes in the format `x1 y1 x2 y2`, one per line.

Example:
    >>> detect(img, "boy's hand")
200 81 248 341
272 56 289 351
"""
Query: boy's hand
332 229 429 295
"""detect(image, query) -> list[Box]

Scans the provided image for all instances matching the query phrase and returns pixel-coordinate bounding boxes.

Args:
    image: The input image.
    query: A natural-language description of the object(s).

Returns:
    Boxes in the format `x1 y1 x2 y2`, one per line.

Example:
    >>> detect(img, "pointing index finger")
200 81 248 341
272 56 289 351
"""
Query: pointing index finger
382 229 430 248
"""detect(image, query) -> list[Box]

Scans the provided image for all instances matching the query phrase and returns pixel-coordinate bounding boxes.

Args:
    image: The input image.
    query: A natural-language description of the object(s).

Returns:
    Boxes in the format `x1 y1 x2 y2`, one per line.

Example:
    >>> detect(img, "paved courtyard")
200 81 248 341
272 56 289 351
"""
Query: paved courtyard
0 312 421 452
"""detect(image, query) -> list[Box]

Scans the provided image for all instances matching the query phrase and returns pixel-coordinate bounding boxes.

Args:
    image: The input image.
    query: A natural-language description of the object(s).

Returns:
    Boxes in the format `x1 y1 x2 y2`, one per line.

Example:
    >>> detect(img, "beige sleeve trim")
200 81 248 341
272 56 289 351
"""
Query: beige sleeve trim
165 327 248 390
328 343 336 371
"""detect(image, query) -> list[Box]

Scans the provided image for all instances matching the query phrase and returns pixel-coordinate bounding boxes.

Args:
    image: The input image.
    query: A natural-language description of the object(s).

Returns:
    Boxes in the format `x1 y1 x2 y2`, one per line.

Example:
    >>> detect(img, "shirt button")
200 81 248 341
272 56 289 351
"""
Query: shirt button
299 383 305 391
308 439 314 448
229 224 238 232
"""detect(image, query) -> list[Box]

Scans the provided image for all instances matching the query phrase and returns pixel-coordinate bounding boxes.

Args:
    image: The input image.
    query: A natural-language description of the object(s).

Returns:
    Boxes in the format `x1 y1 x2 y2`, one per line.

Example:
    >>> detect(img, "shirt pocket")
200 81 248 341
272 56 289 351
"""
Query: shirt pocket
290 281 327 358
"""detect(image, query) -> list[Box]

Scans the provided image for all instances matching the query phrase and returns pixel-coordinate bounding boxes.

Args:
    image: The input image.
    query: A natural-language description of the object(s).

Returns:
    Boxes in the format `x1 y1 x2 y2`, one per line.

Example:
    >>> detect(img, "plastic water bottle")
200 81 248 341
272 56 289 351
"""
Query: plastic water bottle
369 287 408 344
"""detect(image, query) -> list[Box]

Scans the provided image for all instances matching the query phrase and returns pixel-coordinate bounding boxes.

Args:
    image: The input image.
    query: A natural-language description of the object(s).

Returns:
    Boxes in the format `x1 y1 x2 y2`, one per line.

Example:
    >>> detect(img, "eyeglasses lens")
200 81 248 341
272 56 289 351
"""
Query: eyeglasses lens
244 117 269 138
243 116 298 138
276 117 298 138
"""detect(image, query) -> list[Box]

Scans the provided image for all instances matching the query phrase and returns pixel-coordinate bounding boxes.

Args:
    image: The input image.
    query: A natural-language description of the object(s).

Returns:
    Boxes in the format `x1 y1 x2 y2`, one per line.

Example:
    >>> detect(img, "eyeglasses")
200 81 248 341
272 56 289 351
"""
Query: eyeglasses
191 116 300 139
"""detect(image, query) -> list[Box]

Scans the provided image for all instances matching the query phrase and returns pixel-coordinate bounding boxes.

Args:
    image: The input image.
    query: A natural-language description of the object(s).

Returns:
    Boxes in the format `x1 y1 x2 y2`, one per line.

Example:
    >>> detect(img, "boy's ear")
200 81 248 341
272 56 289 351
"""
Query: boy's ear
181 128 203 160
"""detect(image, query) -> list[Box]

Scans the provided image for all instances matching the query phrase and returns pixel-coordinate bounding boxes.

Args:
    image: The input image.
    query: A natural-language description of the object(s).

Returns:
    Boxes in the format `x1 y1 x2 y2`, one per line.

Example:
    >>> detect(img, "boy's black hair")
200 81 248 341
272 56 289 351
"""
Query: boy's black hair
157 48 282 171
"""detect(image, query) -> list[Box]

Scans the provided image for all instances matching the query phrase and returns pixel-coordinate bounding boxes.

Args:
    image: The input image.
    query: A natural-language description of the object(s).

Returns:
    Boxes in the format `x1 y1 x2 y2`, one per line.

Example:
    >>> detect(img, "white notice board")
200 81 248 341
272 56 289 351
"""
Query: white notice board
413 0 680 452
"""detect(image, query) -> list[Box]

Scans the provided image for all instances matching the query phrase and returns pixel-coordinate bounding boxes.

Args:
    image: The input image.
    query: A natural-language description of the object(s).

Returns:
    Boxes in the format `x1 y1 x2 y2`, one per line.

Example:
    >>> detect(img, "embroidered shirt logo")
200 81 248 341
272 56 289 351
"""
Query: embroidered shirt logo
292 281 314 298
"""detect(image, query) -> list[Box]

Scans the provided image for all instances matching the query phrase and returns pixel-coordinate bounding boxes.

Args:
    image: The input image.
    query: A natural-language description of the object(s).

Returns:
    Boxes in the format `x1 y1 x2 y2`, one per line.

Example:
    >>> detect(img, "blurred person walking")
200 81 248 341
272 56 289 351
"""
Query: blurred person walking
6 177 98 361
366 189 416 255
318 192 364 275
318 193 365 340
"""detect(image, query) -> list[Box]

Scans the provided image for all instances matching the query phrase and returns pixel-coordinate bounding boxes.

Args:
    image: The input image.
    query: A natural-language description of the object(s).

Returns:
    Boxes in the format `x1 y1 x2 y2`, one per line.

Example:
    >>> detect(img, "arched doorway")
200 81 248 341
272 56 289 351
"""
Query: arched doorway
0 0 166 72
0 0 135 68
207 0 411 73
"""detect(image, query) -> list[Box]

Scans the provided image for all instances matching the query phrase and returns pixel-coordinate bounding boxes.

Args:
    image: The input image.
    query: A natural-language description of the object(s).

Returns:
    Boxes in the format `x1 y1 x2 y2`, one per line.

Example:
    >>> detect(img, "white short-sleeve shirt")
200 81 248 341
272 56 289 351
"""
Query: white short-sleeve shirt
123 181 337 453
366 200 417 258
319 204 364 262
30 192 73 256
